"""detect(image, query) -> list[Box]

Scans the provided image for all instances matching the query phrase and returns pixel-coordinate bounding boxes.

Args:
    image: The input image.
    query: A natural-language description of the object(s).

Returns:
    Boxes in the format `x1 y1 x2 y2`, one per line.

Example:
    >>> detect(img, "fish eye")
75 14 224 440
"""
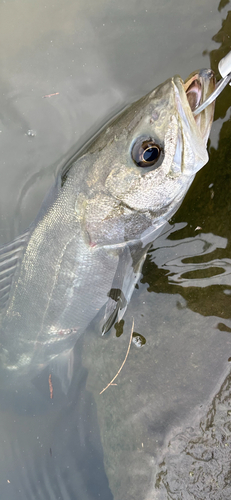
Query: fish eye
131 137 161 168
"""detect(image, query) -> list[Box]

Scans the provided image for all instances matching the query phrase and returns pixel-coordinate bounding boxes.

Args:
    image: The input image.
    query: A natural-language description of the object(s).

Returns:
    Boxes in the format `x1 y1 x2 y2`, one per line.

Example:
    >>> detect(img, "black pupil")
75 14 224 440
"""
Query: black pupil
143 146 159 162
131 137 162 168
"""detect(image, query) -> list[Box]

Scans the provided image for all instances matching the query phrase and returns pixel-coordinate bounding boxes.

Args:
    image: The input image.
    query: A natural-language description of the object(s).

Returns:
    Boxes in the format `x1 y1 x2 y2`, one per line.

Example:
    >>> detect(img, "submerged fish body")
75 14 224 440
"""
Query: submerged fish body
0 70 215 388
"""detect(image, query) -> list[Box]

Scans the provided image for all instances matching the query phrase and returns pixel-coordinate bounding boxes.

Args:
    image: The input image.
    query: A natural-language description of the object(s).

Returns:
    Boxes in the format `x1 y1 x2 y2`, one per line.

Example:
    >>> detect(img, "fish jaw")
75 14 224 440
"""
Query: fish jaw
173 69 215 175
183 69 216 143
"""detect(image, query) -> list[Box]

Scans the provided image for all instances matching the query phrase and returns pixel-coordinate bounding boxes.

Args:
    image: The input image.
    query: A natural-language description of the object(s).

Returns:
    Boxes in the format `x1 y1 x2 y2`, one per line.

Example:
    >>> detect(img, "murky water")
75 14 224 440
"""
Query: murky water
0 0 231 498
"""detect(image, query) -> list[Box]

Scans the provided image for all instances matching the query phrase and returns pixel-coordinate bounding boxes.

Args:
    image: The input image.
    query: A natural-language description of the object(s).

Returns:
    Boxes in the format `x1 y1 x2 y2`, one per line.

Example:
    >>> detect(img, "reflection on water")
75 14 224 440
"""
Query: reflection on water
149 226 229 287
0 0 231 499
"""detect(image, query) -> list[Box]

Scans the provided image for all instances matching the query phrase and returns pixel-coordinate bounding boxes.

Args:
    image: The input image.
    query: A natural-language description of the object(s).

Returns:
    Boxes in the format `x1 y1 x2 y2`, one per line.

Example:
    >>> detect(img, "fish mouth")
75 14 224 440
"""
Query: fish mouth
182 69 216 142
183 70 215 111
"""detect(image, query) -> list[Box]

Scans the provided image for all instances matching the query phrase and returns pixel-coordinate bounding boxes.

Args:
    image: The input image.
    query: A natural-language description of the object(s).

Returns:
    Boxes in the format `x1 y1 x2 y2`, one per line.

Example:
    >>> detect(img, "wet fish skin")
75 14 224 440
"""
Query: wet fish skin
0 71 215 388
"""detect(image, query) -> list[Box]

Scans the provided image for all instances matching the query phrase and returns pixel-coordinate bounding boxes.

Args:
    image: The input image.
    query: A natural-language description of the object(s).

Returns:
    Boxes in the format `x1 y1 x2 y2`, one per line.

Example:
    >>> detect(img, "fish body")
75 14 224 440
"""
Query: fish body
0 70 215 388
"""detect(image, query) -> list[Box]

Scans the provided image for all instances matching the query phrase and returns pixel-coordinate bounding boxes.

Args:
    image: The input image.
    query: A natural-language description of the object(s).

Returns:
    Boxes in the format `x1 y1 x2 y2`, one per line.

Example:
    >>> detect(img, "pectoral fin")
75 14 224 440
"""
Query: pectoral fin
101 244 148 334
102 288 127 334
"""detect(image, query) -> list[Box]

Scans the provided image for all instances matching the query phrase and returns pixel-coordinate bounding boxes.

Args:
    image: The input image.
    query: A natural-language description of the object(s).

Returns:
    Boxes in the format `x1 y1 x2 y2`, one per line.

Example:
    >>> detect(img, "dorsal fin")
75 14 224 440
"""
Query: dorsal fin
0 230 30 312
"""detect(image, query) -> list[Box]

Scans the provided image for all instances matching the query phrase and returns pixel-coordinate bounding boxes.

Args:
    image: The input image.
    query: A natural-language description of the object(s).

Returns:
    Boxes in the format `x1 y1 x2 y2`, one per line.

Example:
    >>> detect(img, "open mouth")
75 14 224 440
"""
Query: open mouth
181 69 216 142
184 74 202 111
183 69 216 115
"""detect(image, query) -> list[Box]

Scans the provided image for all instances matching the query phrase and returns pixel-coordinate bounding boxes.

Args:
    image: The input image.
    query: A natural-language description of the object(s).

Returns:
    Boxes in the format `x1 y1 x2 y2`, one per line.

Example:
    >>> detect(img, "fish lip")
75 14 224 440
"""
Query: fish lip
173 69 216 144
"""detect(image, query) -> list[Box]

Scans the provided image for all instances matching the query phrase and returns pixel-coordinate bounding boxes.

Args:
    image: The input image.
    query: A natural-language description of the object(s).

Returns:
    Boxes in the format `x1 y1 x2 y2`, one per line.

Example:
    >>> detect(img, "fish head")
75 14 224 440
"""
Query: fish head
71 69 215 246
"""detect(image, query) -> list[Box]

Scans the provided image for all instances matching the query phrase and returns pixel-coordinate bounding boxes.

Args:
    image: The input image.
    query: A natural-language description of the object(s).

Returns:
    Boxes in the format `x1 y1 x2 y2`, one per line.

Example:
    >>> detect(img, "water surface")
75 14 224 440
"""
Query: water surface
0 0 231 498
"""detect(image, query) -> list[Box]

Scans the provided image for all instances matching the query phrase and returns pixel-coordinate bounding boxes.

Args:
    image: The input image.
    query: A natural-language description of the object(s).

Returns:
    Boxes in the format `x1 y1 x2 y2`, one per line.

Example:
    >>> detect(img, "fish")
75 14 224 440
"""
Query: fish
0 69 215 391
